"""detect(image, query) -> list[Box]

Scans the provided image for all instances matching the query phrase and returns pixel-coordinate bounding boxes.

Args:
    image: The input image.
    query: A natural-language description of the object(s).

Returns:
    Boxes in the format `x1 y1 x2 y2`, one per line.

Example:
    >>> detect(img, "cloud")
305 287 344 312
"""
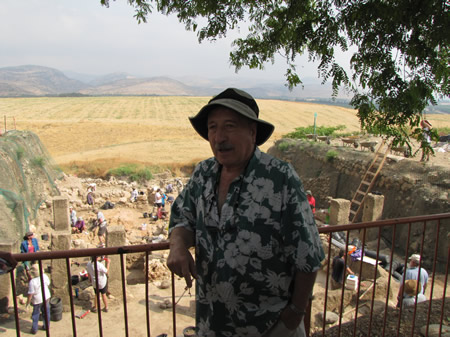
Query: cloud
0 0 320 82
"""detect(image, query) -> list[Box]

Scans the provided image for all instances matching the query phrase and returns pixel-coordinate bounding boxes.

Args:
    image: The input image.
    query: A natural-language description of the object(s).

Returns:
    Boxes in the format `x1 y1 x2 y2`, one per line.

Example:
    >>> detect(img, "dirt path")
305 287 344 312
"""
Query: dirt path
1 277 195 337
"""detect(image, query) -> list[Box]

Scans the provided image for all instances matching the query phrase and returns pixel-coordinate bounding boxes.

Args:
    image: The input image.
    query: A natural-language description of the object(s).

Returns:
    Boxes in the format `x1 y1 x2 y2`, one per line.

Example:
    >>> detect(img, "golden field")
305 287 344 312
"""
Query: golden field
1 96 449 173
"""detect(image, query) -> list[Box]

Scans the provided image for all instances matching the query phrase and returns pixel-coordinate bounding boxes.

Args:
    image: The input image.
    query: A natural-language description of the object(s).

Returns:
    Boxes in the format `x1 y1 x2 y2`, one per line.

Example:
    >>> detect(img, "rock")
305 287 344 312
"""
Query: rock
146 259 170 281
159 299 172 309
421 324 450 337
17 294 26 305
158 280 171 289
79 288 94 301
319 311 339 324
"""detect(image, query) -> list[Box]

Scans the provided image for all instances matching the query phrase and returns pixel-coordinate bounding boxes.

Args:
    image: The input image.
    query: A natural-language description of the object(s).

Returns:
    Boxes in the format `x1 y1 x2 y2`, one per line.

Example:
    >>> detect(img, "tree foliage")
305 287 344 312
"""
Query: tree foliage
101 0 449 145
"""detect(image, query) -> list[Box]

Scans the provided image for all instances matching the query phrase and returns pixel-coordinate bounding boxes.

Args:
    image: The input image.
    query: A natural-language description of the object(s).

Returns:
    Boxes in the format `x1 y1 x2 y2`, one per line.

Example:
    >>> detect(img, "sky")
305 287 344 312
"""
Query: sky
0 0 328 85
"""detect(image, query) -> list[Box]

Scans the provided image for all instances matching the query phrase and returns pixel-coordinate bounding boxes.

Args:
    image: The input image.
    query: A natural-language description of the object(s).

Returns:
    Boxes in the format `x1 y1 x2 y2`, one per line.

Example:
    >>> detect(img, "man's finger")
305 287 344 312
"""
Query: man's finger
180 265 193 288
189 256 198 281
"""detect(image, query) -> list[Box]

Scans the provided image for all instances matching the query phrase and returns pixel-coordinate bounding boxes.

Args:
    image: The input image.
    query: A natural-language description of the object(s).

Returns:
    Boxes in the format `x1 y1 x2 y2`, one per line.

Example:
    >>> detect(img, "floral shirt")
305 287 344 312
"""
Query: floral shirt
169 148 325 337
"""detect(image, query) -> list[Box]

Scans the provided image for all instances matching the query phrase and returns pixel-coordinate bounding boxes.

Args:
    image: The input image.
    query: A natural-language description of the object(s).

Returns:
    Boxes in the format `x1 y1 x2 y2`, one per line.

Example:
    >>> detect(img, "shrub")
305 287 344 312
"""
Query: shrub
16 147 25 160
107 163 153 182
325 150 338 162
278 141 291 152
32 156 45 167
284 125 346 139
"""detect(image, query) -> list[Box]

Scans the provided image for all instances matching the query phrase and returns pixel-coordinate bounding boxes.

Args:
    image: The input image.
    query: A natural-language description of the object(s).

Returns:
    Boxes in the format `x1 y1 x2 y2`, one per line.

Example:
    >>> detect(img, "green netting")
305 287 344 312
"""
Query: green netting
0 130 63 242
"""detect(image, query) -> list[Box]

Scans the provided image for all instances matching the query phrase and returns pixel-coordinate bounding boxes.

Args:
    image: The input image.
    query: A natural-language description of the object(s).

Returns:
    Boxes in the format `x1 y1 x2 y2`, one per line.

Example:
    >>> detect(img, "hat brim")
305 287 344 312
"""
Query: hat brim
189 99 274 146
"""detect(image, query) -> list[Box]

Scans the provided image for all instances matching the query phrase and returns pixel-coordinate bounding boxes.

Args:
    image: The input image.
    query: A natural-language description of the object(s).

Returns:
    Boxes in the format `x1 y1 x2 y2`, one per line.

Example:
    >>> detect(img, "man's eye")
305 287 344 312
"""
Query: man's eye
225 123 236 129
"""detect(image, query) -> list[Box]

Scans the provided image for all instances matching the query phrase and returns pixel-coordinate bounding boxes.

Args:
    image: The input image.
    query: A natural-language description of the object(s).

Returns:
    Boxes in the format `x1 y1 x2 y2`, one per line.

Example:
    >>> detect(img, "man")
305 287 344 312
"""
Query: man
167 88 325 337
91 209 107 246
420 119 432 162
20 232 40 281
95 209 105 223
397 254 428 305
97 217 108 247
130 188 138 202
72 217 86 234
87 183 96 206
26 264 51 334
69 206 77 227
331 248 355 290
402 279 426 308
155 188 163 209
86 255 110 313
306 190 316 215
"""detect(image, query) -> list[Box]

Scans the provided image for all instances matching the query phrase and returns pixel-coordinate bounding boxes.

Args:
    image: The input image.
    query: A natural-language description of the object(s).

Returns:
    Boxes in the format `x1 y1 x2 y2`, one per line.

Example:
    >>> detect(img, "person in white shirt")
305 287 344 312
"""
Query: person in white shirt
86 255 111 313
402 279 426 308
130 188 138 202
69 206 77 227
26 264 51 334
154 188 163 209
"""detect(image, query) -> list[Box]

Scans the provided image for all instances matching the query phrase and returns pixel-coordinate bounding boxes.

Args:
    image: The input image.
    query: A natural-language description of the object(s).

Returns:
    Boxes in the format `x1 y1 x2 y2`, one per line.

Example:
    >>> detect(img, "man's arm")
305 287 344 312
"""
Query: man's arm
167 227 197 288
280 270 317 330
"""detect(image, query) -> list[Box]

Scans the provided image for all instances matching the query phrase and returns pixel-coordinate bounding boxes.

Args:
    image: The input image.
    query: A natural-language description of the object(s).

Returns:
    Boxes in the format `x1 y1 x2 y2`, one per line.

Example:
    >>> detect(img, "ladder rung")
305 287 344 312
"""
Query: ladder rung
353 200 361 206
356 191 365 196
361 181 370 186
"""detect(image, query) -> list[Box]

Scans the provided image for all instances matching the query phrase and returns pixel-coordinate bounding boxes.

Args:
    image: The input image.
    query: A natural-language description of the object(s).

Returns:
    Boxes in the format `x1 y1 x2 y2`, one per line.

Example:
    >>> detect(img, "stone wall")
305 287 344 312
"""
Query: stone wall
268 139 449 271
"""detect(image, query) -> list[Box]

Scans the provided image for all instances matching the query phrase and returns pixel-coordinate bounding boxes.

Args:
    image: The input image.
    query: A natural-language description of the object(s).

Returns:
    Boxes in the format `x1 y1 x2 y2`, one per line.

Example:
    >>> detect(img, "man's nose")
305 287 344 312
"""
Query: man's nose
212 126 228 142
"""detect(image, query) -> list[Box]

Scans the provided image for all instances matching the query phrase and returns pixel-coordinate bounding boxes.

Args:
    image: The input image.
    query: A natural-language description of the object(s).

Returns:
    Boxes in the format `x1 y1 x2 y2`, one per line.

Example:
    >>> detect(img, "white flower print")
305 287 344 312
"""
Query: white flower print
247 177 274 203
216 281 240 313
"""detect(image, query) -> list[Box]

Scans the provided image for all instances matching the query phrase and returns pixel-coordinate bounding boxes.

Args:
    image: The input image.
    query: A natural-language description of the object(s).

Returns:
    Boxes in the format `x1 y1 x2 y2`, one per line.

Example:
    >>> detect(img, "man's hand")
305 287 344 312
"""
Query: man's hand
279 305 303 330
167 227 197 288
167 243 197 288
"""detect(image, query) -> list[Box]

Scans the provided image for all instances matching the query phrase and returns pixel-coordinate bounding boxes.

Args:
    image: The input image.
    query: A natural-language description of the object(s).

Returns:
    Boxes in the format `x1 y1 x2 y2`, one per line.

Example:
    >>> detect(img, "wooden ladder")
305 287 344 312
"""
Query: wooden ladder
349 139 391 223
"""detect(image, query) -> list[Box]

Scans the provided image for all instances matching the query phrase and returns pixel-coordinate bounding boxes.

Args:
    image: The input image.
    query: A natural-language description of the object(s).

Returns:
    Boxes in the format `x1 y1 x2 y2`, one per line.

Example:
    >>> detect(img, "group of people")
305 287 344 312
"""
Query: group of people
69 205 108 247
19 233 50 334
397 254 428 308
20 228 111 332
154 188 174 219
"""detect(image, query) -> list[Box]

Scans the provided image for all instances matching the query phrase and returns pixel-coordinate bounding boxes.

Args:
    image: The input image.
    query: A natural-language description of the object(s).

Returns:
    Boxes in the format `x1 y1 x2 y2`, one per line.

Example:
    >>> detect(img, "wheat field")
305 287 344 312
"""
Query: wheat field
1 96 449 172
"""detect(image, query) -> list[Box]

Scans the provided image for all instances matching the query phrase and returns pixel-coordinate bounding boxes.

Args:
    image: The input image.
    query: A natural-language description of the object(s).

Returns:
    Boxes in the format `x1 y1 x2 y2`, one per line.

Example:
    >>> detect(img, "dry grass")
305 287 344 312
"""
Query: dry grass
1 96 449 175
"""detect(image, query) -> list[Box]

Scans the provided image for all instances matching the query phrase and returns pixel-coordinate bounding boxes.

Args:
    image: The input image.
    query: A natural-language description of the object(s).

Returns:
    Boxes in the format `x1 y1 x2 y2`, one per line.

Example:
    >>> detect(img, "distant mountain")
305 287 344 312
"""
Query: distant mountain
0 65 342 99
0 65 88 96
81 76 197 96
86 72 133 87
0 65 447 113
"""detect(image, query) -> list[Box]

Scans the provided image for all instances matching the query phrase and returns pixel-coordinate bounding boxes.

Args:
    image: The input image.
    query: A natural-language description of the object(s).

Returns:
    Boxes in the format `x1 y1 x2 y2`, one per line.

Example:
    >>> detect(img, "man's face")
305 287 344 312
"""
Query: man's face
207 107 257 171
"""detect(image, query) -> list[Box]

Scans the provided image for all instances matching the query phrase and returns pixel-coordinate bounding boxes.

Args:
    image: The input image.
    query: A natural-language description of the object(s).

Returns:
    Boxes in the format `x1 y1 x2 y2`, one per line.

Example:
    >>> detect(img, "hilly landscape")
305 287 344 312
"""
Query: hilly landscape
1 65 449 114
0 64 363 103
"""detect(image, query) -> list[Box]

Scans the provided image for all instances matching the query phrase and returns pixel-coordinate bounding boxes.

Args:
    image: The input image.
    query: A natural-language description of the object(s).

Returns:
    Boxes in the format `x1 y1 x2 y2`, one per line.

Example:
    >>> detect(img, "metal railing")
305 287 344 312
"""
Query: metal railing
2 213 449 337
316 213 449 337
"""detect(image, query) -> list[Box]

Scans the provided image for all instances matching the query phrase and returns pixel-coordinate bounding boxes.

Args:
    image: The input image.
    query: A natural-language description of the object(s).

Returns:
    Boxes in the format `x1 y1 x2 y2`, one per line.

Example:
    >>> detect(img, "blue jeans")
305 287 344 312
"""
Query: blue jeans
31 300 50 332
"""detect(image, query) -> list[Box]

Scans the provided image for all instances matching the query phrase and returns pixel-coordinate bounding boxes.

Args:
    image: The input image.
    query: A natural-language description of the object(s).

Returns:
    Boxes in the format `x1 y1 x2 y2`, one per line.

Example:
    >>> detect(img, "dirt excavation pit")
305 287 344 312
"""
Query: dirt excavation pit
1 131 449 336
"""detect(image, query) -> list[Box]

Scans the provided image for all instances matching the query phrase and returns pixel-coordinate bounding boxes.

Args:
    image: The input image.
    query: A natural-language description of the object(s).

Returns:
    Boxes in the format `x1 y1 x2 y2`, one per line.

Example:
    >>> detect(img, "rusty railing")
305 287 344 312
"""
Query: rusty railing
1 213 449 337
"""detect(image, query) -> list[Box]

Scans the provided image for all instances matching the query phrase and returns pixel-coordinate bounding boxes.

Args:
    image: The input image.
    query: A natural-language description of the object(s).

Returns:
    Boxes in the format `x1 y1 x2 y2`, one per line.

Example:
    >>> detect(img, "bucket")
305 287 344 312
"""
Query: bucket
345 274 358 290
183 326 196 337
71 275 80 285
49 297 63 321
